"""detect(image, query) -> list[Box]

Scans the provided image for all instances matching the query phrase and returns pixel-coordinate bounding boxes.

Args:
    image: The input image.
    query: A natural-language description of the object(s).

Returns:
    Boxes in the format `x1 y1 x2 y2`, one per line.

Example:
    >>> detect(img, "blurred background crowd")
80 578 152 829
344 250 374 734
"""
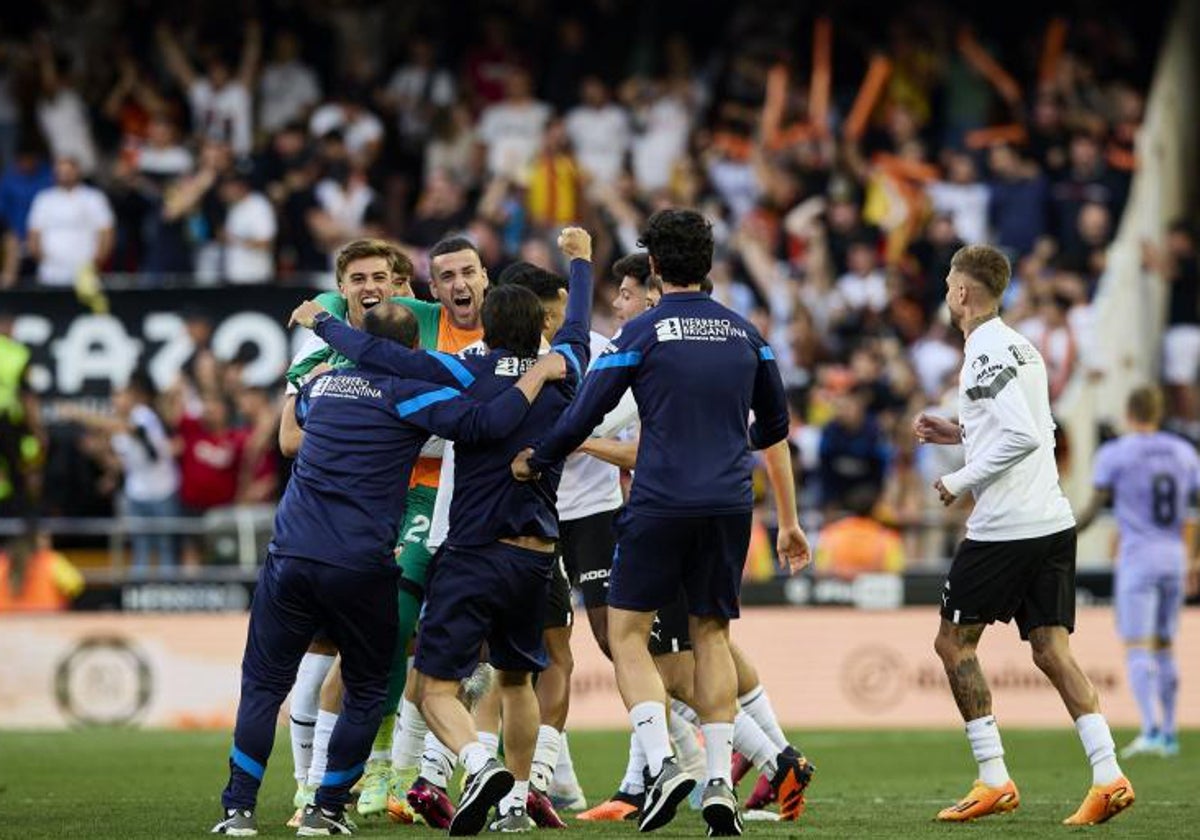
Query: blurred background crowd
0 0 1189 586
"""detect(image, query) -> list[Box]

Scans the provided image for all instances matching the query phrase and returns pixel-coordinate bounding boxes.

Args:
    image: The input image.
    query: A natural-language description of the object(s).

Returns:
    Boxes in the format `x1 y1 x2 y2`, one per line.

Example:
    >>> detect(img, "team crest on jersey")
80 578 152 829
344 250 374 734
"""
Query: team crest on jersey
971 354 989 371
494 356 538 377
1009 343 1039 366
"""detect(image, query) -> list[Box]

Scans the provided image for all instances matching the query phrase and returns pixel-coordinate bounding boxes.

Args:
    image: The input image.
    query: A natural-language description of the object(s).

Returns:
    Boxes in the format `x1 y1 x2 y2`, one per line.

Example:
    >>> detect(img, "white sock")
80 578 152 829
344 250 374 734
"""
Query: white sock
530 725 561 792
552 730 580 792
459 741 491 776
289 653 334 783
738 686 789 752
422 732 457 788
966 715 1009 787
479 730 500 757
1075 713 1122 785
619 732 648 795
306 710 338 788
670 699 701 727
392 698 427 770
629 701 672 777
701 722 735 786
500 779 529 814
733 710 779 778
668 708 704 771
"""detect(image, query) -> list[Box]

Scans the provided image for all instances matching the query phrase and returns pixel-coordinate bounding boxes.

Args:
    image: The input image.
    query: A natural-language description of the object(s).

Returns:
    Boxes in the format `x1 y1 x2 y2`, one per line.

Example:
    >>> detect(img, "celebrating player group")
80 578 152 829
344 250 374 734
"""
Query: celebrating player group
212 214 1146 837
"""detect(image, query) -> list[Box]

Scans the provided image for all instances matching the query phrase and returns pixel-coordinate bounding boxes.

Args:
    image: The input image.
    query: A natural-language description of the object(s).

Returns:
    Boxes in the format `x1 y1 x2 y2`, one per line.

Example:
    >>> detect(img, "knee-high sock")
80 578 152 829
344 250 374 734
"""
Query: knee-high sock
1155 649 1179 736
392 696 427 770
619 731 648 795
290 652 335 783
1126 648 1158 737
738 686 789 752
306 711 338 789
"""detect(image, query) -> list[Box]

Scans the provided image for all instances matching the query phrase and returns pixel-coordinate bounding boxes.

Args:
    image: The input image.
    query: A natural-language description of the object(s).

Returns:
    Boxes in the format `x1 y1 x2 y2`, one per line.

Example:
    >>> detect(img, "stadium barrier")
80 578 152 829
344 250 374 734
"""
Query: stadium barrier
2 607 1195 730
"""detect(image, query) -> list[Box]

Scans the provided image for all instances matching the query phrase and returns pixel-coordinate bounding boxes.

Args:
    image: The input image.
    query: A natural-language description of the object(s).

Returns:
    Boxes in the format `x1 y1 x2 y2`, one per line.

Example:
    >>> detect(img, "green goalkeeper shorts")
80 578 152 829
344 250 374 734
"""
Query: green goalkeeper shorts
395 484 437 596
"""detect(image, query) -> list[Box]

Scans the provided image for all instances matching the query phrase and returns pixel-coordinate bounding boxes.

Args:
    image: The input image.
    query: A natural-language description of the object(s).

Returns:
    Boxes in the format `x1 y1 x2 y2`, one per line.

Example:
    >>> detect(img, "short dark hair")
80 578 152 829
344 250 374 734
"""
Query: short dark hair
637 209 714 287
362 302 420 348
428 236 481 263
482 285 544 357
951 244 1010 300
126 369 158 401
612 253 652 287
496 261 567 302
1127 385 1164 426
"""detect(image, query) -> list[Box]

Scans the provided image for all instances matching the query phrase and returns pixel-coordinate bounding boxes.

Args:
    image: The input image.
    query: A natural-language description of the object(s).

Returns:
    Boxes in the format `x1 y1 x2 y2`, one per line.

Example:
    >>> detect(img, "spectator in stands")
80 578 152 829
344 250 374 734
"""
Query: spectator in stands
424 104 480 191
218 169 276 283
174 392 246 563
381 36 456 179
906 213 964 320
814 486 905 580
311 153 382 262
1147 221 1200 433
402 168 471 248
258 30 322 136
477 68 550 181
1058 201 1113 289
234 387 280 504
27 156 114 287
987 143 1048 259
831 237 890 340
33 34 98 177
1050 132 1124 254
0 140 53 285
100 54 172 152
0 532 84 612
566 76 630 188
926 150 989 245
1018 291 1077 407
818 385 890 513
308 87 384 165
107 373 180 573
627 76 692 193
525 118 579 231
157 21 260 157
464 15 525 107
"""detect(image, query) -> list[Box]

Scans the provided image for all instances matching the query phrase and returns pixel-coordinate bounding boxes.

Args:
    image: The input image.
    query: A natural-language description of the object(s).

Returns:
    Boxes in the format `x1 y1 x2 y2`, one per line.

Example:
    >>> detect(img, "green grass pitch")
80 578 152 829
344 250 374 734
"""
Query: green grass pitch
0 728 1194 838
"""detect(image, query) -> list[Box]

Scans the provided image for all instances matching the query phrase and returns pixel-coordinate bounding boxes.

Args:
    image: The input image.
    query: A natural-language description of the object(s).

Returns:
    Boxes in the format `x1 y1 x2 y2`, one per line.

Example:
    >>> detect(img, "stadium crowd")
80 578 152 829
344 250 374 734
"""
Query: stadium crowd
0 0 1179 575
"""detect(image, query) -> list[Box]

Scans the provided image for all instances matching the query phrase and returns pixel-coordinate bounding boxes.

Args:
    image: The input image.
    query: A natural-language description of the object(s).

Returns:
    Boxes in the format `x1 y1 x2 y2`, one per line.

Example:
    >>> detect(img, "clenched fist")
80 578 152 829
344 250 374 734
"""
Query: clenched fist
557 226 592 261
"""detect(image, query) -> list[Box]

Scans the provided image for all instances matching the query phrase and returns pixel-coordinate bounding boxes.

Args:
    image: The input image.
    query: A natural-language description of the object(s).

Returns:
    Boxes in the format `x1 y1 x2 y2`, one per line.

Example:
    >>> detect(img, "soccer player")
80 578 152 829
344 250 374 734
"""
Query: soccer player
309 227 594 835
514 209 809 836
288 236 488 819
212 302 563 837
1076 385 1200 758
913 244 1134 825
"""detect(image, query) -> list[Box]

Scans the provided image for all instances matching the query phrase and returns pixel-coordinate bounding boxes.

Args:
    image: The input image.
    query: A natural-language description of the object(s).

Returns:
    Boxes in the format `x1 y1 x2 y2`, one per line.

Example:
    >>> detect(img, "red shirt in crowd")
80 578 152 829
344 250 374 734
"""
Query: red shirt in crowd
177 416 246 510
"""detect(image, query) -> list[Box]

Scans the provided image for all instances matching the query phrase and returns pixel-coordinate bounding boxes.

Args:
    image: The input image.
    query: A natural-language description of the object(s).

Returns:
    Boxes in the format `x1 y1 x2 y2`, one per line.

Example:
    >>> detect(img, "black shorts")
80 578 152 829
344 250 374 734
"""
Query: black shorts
559 509 618 609
941 527 1076 641
544 554 573 630
649 589 693 656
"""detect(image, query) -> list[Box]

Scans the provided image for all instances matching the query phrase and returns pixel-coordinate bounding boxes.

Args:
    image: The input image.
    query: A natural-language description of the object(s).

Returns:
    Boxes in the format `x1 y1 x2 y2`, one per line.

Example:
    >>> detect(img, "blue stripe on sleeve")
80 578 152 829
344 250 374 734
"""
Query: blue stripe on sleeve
396 386 461 418
591 351 642 371
297 396 309 420
429 351 474 388
230 745 265 781
323 762 365 787
759 346 775 361
551 343 582 378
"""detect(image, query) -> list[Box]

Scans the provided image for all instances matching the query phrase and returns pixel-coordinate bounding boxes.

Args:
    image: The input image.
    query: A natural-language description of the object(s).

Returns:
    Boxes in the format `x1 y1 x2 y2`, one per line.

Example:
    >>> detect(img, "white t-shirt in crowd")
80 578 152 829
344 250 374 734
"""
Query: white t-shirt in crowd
112 405 180 502
835 270 890 313
927 181 991 245
189 80 253 156
136 145 194 180
223 192 276 283
259 61 322 134
386 65 455 138
477 99 551 178
315 178 376 234
308 104 384 156
631 95 689 192
27 184 114 286
38 89 98 175
565 104 630 185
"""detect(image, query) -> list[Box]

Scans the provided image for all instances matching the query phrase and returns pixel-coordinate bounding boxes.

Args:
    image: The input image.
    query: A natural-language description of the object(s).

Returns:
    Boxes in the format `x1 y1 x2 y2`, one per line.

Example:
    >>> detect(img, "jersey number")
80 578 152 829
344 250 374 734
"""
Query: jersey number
1151 473 1177 526
403 515 431 543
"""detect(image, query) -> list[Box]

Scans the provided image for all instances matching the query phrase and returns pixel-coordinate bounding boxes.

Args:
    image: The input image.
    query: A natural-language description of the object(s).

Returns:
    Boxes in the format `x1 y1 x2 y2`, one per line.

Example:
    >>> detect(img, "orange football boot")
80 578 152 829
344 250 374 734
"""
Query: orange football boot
935 779 1020 822
1062 777 1135 825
